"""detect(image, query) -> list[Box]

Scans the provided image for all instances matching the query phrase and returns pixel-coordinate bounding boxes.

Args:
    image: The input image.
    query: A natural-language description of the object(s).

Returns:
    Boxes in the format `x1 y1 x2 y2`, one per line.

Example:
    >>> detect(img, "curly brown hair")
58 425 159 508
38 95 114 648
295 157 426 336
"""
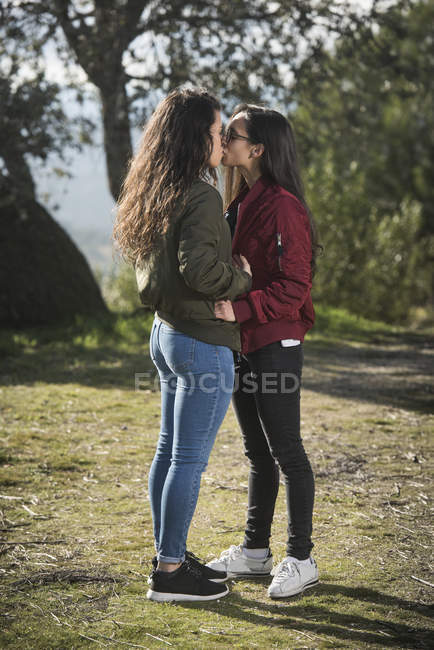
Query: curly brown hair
113 87 221 265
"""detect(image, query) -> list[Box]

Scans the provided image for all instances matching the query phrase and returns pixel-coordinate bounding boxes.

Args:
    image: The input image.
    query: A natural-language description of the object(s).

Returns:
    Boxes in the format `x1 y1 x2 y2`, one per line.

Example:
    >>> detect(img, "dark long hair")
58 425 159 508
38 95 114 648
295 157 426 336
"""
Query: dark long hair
114 87 221 265
225 103 322 277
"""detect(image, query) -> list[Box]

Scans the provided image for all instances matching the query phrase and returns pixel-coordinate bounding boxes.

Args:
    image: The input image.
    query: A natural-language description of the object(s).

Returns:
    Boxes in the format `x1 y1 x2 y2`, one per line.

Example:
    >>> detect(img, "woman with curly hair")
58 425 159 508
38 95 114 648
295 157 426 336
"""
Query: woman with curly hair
113 88 251 602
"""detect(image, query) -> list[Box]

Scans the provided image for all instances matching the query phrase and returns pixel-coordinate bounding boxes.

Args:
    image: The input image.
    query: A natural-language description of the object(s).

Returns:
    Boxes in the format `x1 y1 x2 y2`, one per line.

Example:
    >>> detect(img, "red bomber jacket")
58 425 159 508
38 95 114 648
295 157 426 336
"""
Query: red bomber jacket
225 175 315 354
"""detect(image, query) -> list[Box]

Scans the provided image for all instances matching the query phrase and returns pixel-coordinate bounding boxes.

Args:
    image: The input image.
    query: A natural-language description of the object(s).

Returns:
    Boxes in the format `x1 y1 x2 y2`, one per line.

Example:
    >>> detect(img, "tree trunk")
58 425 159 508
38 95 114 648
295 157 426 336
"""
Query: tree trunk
100 81 133 201
51 0 137 202
1 149 36 200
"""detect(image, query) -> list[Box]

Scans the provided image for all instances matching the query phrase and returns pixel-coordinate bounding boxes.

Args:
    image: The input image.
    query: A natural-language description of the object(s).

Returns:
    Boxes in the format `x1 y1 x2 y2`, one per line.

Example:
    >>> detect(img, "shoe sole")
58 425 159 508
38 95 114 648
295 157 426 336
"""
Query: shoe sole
151 572 227 584
152 559 227 584
226 571 271 579
146 585 229 602
209 576 228 583
153 573 228 584
268 578 319 599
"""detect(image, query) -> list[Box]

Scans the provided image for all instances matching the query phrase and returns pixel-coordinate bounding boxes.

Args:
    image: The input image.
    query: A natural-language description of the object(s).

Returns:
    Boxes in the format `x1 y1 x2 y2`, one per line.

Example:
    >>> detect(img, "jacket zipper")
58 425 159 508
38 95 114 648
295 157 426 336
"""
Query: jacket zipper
276 232 283 270
232 203 242 243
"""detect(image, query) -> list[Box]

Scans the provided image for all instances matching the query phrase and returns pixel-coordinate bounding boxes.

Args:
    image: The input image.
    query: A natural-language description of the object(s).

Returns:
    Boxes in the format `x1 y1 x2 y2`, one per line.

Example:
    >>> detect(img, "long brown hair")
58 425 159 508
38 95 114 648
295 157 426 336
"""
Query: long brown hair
113 87 221 265
224 103 323 277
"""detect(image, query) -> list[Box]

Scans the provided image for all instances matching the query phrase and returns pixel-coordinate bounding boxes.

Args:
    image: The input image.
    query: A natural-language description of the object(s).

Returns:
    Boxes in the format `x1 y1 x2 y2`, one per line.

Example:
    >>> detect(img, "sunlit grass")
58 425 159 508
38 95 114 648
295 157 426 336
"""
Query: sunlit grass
0 306 432 648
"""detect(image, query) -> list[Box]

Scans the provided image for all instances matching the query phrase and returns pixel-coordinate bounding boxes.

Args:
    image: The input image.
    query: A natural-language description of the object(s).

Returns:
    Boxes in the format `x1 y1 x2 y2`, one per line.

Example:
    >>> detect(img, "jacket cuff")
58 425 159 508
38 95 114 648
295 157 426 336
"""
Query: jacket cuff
233 299 254 323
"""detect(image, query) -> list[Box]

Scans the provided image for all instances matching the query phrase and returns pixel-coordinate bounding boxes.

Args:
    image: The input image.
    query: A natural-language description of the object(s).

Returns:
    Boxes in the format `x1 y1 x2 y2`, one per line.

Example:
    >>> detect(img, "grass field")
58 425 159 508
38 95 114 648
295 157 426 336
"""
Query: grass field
0 306 433 649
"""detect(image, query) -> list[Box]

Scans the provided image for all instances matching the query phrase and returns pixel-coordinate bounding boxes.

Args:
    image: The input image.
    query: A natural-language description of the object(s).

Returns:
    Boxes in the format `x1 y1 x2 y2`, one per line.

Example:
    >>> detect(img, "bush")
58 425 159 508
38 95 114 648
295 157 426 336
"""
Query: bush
96 261 142 314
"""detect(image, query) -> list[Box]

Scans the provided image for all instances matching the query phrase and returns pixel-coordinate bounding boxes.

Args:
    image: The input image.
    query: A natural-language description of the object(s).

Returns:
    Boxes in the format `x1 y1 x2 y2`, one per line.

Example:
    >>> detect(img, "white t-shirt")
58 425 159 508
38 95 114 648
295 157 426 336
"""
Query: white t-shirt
281 339 301 347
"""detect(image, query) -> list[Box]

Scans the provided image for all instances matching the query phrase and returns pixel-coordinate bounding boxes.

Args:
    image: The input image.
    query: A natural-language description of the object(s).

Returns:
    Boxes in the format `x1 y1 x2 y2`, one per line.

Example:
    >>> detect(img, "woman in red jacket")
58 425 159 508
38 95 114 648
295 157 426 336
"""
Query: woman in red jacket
207 104 322 599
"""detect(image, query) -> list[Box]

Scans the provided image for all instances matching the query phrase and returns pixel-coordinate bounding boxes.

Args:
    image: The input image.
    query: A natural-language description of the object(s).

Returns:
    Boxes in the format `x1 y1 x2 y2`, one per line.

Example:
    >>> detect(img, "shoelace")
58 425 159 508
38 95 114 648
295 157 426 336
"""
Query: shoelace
184 559 203 580
273 560 300 583
219 544 242 562
186 551 203 564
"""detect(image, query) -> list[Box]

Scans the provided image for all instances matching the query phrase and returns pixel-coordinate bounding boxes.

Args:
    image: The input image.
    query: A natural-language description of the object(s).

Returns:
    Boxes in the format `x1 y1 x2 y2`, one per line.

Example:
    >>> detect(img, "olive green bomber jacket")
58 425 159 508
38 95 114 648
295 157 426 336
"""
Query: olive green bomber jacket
138 179 252 351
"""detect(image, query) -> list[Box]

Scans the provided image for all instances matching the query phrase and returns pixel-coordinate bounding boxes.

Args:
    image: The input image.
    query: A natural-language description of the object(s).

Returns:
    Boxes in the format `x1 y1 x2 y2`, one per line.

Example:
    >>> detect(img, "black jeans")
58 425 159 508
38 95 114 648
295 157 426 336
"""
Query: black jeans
232 341 314 560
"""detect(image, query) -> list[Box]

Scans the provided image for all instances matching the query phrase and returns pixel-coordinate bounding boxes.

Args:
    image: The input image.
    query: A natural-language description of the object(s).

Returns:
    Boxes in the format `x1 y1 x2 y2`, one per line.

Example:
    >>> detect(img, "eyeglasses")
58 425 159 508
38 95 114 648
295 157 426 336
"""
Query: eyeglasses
223 128 252 144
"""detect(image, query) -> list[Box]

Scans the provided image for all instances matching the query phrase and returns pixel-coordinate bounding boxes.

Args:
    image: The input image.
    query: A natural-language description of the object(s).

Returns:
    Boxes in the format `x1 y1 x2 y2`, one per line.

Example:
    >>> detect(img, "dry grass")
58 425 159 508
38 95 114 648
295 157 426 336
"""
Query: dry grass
0 311 433 648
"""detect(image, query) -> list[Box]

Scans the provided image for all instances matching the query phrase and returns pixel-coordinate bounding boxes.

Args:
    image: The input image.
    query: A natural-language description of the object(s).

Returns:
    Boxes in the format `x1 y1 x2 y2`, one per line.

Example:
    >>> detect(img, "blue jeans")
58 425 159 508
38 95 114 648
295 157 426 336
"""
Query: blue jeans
148 317 235 563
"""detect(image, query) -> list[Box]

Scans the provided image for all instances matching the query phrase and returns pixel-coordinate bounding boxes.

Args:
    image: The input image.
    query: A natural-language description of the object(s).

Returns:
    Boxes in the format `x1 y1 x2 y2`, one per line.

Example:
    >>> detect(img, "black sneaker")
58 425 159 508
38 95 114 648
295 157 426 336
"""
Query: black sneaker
186 551 228 583
146 560 229 602
151 551 228 583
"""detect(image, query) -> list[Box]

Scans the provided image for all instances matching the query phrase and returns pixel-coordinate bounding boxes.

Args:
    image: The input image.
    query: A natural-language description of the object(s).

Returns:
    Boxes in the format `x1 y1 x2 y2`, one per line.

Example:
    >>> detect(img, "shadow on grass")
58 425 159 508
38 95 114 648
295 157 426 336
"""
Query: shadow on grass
1 310 433 413
303 336 433 414
0 310 157 391
178 582 433 648
0 342 156 391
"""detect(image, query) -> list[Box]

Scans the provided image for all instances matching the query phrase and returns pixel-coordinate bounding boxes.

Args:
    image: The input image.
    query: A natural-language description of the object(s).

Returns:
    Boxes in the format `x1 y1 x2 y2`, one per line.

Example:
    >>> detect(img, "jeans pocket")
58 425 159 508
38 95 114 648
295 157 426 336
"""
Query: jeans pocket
250 341 303 374
163 327 196 374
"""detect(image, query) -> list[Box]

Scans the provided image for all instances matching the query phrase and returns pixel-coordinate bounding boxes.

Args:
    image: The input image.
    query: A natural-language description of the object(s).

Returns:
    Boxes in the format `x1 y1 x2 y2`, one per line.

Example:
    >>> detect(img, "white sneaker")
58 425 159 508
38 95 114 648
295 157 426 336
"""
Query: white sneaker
206 544 273 578
268 556 319 598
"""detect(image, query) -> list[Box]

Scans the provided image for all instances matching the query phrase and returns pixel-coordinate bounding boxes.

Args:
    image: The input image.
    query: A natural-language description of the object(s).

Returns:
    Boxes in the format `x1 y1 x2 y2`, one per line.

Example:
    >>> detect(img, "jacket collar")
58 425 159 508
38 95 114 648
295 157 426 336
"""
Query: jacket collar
238 175 272 214
231 175 273 249
228 175 272 214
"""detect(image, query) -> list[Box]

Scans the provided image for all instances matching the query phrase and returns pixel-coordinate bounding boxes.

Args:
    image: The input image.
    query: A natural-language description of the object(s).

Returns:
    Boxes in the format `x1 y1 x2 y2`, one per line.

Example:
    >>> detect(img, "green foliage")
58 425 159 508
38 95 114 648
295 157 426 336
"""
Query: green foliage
293 0 434 323
0 310 154 364
0 302 421 366
4 0 432 324
97 262 142 314
0 2 94 191
309 305 397 342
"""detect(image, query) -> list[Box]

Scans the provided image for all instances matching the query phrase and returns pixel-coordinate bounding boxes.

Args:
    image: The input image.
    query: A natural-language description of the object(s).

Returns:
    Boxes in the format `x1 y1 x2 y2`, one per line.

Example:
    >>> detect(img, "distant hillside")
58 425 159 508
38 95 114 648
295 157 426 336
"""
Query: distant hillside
63 224 115 273
33 144 116 274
